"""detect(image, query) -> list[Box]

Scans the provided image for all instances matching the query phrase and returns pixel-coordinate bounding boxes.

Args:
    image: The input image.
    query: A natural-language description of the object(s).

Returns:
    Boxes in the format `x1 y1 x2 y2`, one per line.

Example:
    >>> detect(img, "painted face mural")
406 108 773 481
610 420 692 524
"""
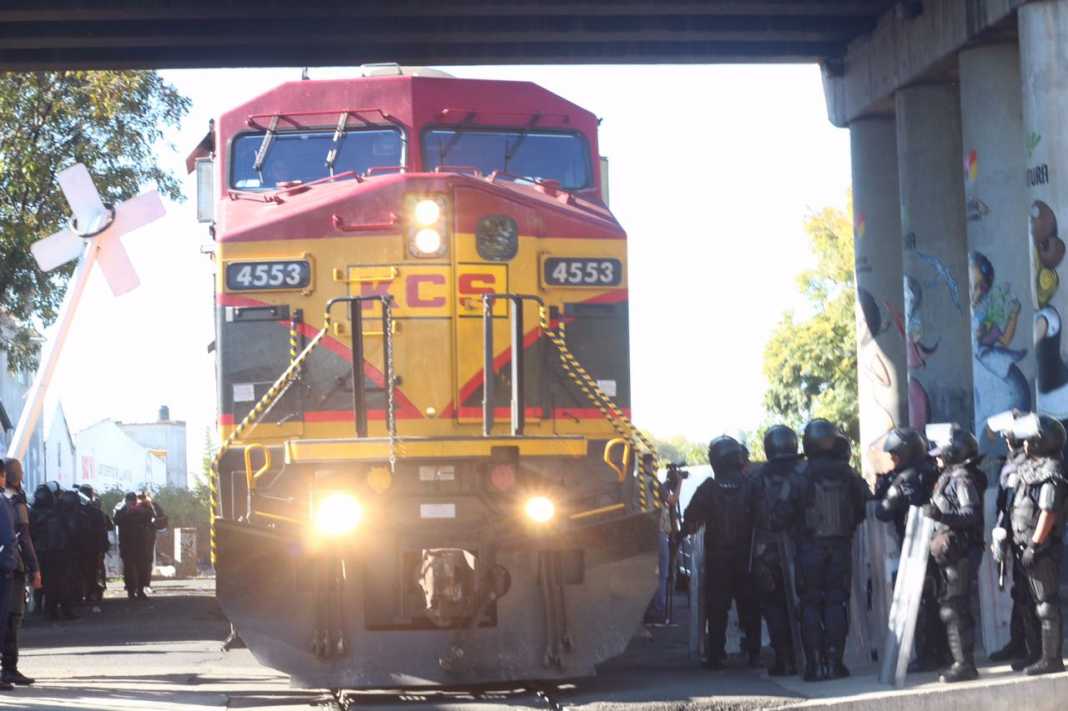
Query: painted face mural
856 287 897 466
970 251 1031 430
1032 200 1068 418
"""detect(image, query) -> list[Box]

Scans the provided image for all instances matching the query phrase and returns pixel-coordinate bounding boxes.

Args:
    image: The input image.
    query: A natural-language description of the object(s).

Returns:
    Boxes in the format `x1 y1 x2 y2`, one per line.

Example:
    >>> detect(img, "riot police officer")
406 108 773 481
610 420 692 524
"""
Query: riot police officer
746 425 803 676
1008 414 1068 675
794 420 869 681
923 424 984 683
874 427 947 672
989 431 1038 668
683 436 760 669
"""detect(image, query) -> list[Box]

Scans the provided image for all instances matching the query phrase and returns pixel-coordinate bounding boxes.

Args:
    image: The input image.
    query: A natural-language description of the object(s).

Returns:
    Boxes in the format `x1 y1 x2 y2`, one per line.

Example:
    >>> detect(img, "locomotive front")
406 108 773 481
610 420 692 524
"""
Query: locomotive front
201 70 659 688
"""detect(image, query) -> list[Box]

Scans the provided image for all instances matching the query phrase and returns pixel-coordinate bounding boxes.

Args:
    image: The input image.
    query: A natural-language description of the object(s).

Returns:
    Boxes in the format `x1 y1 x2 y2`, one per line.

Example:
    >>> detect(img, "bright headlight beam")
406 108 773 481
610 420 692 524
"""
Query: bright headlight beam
413 228 443 255
315 493 362 537
413 199 441 226
525 496 555 524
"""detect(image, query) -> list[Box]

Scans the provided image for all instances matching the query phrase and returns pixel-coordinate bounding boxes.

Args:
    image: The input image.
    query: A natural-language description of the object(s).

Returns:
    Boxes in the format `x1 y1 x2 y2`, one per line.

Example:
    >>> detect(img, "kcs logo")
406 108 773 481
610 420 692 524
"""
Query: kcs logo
349 264 507 317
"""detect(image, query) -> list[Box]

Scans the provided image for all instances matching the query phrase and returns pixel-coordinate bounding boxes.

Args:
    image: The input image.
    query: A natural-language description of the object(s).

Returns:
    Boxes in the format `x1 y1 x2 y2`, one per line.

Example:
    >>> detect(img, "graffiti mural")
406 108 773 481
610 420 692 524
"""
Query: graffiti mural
1032 200 1068 417
970 250 1031 427
856 287 899 448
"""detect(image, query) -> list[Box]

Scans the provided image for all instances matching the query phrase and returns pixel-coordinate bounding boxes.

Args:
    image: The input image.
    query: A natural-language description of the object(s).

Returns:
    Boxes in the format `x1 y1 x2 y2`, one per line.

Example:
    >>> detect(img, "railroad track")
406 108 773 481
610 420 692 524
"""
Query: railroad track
325 681 569 710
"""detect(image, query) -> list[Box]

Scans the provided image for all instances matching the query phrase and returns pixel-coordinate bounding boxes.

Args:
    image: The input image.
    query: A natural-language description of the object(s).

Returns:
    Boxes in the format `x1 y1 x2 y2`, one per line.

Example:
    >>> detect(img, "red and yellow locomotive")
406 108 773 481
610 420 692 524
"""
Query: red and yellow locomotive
199 67 658 687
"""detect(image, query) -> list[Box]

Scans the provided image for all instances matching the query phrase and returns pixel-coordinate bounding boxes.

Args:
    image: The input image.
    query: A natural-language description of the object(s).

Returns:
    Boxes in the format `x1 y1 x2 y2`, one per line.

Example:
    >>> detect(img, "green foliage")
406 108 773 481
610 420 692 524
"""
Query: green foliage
0 71 190 371
760 200 859 446
648 433 710 466
97 483 211 527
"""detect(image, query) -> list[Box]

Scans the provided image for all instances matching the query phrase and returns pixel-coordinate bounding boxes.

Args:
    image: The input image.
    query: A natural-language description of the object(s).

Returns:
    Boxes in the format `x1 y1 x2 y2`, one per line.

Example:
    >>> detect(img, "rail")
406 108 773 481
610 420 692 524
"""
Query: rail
208 294 395 564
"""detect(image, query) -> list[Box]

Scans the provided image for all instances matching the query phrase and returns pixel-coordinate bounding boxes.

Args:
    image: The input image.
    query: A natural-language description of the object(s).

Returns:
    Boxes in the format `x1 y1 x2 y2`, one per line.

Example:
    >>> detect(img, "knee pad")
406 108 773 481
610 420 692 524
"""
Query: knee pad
1036 600 1060 622
940 603 962 625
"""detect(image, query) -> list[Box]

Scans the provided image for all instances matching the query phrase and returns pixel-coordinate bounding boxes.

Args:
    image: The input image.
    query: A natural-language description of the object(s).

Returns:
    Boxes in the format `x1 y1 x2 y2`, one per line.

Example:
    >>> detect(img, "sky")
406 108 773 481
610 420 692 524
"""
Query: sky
41 64 851 480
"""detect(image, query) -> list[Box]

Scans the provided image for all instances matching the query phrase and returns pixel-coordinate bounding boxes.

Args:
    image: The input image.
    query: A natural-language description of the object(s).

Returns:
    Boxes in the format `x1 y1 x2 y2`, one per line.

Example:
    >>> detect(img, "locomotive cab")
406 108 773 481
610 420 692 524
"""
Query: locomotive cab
203 70 658 688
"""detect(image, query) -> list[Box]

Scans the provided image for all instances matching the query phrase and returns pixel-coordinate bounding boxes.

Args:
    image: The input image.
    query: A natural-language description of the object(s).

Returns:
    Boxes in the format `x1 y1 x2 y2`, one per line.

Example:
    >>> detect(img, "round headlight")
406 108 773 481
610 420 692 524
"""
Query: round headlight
413 199 442 227
413 228 443 255
315 493 362 537
524 496 555 524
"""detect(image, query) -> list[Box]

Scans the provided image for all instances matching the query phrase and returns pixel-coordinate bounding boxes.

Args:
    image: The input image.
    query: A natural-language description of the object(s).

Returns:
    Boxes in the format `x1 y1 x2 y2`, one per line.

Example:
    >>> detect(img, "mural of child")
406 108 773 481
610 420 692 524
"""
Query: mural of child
970 251 1031 430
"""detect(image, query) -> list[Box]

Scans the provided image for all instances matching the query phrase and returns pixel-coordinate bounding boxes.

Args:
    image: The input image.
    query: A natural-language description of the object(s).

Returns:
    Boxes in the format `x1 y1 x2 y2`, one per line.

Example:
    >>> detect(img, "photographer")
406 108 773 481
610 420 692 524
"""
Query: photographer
645 459 686 625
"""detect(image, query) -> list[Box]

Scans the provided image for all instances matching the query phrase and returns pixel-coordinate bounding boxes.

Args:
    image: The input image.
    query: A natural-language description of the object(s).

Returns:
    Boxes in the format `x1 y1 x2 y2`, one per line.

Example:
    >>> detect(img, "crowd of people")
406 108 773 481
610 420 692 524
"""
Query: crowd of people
676 412 1067 685
0 455 169 693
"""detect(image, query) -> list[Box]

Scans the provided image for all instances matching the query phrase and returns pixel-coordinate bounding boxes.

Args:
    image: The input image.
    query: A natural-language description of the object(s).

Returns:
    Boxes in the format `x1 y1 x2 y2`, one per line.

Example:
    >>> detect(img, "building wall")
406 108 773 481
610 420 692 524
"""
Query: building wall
41 404 77 488
119 422 188 488
76 420 167 494
0 349 45 492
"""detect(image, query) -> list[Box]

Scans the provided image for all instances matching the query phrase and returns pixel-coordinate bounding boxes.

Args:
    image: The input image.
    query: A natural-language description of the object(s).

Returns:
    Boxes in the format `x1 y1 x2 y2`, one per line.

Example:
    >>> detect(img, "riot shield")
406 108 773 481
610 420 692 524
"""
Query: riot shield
879 505 934 687
977 487 1013 654
776 533 805 672
844 515 873 668
688 527 706 661
863 500 899 664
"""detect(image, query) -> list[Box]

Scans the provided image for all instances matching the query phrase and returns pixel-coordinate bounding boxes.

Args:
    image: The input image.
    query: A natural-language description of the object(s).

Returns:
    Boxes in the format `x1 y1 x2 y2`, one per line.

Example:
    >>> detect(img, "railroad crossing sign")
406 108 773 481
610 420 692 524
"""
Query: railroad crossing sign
6 164 165 462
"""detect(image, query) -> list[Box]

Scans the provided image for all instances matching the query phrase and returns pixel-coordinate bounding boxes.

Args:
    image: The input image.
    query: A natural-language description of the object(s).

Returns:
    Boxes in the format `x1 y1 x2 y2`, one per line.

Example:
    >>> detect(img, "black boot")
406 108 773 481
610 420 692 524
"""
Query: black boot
940 615 978 684
989 639 1026 663
1014 607 1043 671
1024 622 1065 676
826 647 850 679
768 647 790 677
802 649 822 682
2 669 34 686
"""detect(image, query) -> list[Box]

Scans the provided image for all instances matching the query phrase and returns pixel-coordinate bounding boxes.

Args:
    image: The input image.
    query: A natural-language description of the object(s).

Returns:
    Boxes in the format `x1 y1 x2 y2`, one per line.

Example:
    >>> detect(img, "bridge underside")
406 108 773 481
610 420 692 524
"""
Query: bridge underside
2 1 895 69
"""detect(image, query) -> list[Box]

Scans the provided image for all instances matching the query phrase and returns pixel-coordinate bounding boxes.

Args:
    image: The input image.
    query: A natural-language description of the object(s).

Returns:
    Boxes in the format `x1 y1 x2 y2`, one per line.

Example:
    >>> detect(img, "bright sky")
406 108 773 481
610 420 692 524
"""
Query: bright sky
43 64 851 480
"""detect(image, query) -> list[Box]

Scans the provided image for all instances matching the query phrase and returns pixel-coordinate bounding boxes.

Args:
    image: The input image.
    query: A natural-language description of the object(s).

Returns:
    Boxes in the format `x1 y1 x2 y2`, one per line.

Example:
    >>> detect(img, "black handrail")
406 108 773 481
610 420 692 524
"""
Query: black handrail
481 293 543 437
325 295 396 438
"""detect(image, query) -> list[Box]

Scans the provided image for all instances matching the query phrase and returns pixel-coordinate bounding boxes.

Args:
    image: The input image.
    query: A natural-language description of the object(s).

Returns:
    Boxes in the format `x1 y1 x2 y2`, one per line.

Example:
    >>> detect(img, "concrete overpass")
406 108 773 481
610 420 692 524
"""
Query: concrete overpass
6 0 1068 472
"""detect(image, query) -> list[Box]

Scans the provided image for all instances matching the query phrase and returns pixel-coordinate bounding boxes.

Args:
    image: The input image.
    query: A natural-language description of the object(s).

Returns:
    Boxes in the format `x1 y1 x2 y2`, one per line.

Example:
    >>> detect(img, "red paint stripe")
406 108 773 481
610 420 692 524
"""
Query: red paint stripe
217 293 422 418
457 406 545 419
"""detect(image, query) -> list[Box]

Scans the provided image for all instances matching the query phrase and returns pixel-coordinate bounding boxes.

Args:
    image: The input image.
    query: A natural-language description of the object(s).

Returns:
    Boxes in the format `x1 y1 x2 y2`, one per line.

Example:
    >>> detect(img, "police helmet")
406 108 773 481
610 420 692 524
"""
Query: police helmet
833 432 852 462
932 423 978 465
764 425 799 461
32 483 54 508
78 484 95 499
803 419 838 457
883 427 926 468
708 435 745 476
1025 415 1067 457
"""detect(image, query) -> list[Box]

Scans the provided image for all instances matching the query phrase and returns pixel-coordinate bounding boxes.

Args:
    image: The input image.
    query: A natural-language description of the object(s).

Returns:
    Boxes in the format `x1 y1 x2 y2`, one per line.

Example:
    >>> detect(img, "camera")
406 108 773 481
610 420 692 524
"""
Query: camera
666 462 689 481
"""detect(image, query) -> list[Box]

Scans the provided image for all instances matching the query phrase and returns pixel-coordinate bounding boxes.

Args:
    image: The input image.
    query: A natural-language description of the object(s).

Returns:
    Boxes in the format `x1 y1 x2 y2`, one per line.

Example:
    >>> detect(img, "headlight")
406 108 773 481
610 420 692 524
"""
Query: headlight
524 496 555 524
412 228 443 256
315 493 362 537
413 199 442 226
406 194 449 258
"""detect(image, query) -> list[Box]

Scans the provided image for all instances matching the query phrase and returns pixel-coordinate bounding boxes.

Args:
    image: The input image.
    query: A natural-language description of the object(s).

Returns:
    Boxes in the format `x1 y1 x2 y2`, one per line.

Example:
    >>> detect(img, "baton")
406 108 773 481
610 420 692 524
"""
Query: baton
747 527 756 573
998 557 1005 591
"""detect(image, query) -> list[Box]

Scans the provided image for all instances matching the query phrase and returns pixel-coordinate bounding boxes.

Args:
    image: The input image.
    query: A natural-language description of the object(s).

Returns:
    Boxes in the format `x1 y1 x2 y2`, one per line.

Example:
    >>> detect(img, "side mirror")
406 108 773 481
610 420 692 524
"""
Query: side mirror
195 158 214 223
599 156 610 206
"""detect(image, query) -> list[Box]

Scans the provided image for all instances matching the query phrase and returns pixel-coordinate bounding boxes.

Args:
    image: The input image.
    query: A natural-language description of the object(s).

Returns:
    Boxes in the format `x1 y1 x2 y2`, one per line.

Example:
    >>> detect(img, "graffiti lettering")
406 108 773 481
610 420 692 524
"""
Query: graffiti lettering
1027 164 1050 187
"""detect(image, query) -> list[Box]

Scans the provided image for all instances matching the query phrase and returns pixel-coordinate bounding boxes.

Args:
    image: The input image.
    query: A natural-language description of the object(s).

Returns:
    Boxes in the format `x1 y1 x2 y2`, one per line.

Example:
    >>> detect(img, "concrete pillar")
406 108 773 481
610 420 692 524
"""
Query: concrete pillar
958 44 1032 450
895 84 974 430
850 118 908 477
1020 2 1068 420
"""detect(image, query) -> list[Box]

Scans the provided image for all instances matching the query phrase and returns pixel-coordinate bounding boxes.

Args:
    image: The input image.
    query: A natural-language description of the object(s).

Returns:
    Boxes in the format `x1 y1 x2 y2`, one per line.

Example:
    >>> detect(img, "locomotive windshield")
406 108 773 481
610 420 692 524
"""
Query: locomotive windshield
230 128 403 189
422 128 591 190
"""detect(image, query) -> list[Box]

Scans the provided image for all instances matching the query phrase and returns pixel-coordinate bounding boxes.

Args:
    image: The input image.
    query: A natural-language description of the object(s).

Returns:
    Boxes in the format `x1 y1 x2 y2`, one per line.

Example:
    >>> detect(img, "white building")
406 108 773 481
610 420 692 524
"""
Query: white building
118 406 188 488
41 402 76 488
76 419 167 494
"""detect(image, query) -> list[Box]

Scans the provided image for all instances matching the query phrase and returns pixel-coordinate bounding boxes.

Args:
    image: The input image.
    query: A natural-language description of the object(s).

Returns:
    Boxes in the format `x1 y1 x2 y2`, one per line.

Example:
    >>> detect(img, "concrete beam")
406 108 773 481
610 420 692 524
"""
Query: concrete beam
823 0 1028 126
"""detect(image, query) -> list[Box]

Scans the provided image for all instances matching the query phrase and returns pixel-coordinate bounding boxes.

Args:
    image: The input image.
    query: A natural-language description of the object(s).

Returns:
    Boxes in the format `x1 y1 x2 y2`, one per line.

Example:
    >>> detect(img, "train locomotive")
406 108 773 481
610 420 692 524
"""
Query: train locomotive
197 66 660 688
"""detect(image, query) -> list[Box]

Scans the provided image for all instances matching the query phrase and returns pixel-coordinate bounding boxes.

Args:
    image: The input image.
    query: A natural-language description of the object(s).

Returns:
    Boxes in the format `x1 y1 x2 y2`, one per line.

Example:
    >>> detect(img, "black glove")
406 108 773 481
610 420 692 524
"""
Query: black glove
1022 544 1042 569
921 504 942 522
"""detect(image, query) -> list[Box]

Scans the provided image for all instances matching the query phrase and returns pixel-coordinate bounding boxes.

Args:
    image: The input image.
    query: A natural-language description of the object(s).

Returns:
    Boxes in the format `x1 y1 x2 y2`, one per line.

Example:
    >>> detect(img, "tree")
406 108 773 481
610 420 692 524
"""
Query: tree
648 433 710 466
0 71 190 371
760 200 859 445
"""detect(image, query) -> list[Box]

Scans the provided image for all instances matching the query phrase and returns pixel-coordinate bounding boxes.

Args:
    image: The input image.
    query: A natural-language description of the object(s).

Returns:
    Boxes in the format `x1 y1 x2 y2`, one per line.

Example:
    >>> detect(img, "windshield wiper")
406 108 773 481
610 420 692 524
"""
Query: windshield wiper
502 113 541 175
253 115 279 183
324 112 349 176
436 112 477 167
